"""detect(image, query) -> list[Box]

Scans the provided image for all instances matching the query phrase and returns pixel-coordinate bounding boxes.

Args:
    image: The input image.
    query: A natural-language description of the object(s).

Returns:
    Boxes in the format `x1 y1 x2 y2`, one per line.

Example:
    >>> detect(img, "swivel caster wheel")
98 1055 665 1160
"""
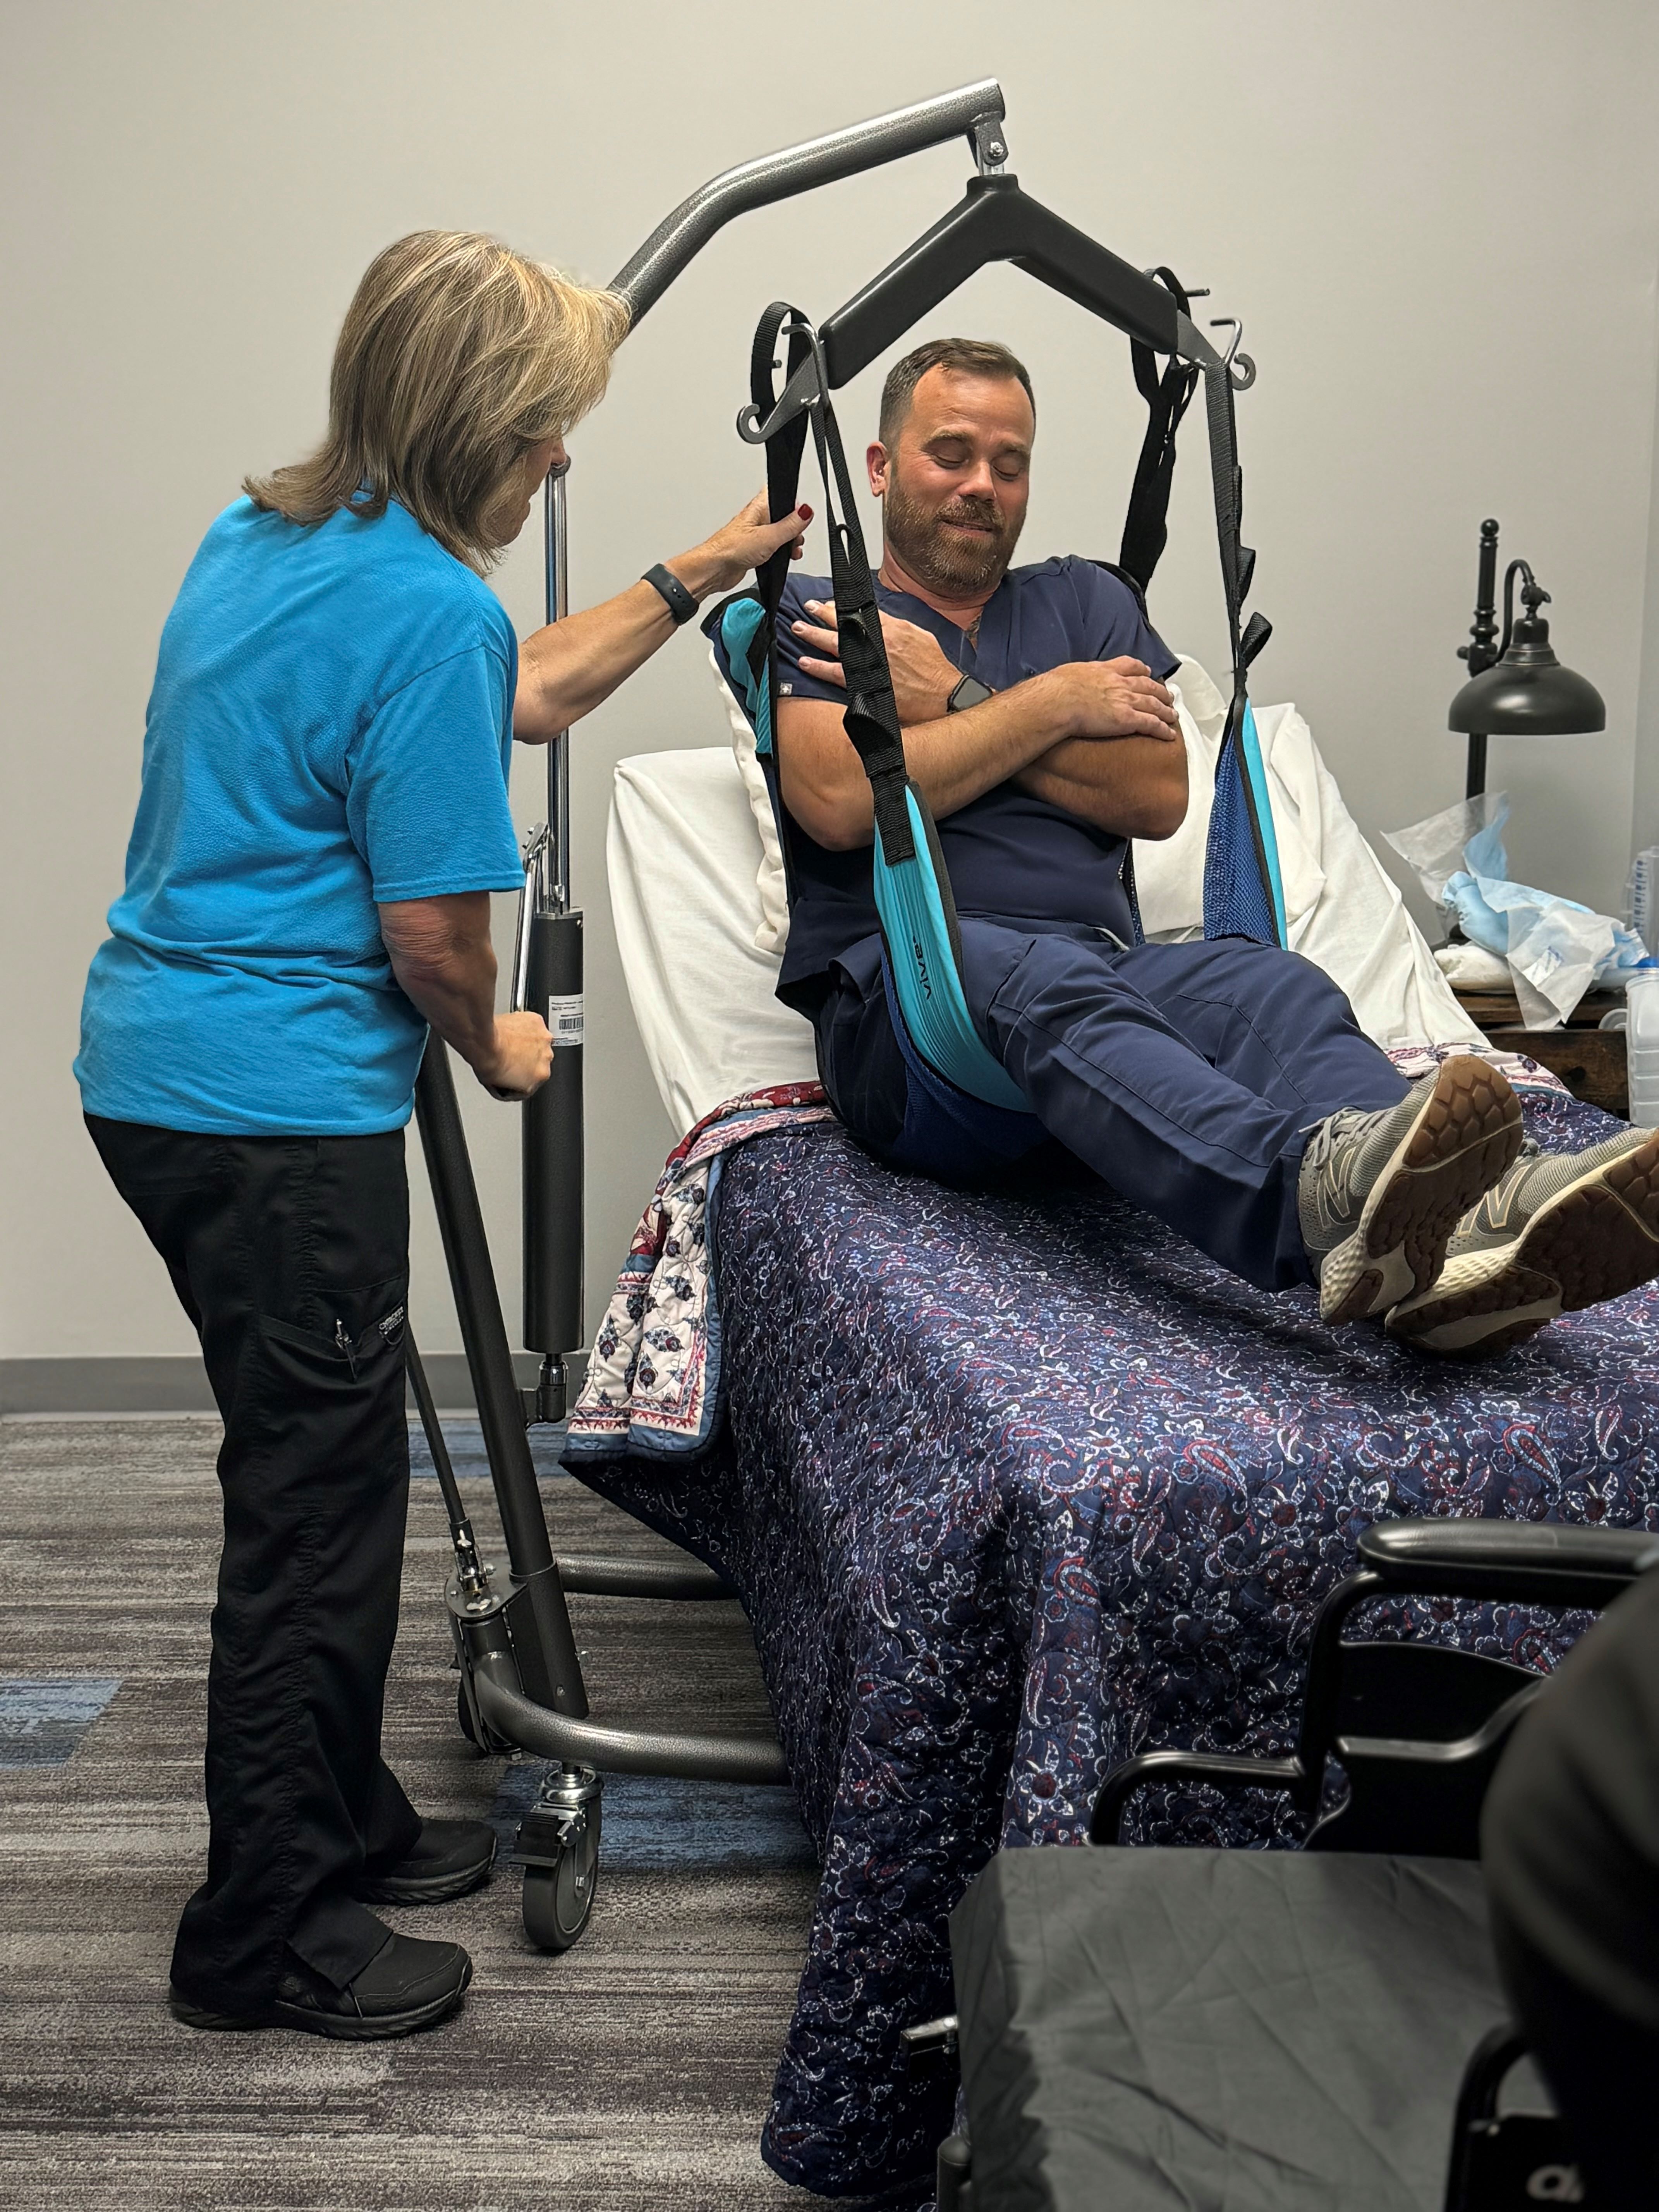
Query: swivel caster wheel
519 1765 602 1953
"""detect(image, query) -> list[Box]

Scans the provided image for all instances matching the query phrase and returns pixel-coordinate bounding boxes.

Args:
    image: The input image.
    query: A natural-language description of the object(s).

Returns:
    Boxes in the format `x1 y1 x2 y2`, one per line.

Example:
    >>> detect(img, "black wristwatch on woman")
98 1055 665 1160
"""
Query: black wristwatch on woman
642 563 698 624
947 674 994 713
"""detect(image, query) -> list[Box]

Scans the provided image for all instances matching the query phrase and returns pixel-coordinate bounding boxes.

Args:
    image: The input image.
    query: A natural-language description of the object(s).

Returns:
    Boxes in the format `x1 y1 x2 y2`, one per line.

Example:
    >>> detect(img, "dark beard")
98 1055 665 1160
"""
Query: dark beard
882 475 1022 595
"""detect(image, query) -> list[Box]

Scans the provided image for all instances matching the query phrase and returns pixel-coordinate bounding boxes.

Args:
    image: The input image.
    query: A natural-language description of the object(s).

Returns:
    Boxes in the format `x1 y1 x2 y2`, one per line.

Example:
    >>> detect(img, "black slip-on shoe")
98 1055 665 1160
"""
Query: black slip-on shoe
168 1990 266 2032
355 1817 497 1906
170 1930 472 2040
1299 1056 1524 1324
1386 1125 1659 1358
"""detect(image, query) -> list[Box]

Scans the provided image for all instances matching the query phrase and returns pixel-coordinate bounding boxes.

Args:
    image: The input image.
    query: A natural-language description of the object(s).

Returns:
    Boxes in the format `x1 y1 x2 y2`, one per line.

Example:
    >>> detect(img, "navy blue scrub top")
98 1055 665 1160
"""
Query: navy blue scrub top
770 556 1178 1002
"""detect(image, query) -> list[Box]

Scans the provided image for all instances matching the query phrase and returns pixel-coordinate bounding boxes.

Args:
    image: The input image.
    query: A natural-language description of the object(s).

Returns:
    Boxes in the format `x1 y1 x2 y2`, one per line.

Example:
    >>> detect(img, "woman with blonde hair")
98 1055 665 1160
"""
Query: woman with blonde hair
74 230 805 2041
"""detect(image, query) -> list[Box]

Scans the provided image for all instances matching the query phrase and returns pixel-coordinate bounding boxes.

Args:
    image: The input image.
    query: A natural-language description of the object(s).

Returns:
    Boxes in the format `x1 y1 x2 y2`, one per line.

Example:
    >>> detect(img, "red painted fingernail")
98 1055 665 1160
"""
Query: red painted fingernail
797 504 812 520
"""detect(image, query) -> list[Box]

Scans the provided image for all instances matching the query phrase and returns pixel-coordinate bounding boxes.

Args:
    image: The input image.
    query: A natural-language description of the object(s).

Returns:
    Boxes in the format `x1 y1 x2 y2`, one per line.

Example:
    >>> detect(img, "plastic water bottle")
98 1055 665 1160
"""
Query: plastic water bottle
1625 967 1659 1127
1627 846 1659 953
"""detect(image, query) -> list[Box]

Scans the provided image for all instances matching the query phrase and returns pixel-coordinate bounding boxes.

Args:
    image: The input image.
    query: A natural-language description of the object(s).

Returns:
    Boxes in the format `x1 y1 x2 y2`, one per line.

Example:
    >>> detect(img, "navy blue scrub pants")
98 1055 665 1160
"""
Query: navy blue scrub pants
85 1115 422 2015
812 924 1409 1292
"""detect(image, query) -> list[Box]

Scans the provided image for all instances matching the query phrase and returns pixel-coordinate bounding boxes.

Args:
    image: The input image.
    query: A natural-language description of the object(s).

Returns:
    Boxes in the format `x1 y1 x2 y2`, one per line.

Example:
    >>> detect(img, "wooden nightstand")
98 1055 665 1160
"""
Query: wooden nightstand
1451 987 1627 1116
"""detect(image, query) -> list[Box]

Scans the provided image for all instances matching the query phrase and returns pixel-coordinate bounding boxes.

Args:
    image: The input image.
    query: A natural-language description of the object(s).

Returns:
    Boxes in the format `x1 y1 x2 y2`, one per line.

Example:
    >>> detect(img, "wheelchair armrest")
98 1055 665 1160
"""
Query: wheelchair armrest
1358 1519 1659 1609
1089 1749 1305 1844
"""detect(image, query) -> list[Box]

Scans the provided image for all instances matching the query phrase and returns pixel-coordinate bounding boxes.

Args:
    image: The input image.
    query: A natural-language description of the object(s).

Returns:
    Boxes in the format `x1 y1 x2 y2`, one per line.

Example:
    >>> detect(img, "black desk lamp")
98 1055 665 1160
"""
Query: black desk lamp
1449 518 1605 799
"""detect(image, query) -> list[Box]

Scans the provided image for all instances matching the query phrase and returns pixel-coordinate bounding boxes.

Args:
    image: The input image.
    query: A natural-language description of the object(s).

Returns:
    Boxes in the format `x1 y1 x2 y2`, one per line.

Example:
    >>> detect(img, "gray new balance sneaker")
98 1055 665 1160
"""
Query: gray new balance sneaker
1299 1056 1524 1324
1386 1125 1659 1358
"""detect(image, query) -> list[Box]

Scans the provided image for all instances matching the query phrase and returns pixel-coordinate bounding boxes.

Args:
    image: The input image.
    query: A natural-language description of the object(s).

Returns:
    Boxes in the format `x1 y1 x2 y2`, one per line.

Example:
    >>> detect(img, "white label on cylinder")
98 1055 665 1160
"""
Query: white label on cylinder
1625 973 1659 1125
548 992 584 1049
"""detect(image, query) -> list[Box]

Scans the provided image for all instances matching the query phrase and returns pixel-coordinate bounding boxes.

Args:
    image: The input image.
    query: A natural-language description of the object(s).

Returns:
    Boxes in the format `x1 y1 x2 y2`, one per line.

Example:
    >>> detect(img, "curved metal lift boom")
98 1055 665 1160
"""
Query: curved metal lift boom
407 78 1247 1949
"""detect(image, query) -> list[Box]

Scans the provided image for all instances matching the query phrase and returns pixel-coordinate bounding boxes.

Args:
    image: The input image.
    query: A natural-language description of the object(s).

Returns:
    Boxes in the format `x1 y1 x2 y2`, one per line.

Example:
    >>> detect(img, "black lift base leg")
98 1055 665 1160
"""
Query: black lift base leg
414 1038 589 1720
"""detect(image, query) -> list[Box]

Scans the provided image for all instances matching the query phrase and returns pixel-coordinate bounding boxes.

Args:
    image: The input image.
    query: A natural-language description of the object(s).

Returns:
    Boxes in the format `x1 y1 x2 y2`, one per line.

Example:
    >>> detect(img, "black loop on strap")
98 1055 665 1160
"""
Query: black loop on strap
808 396 915 864
1201 353 1273 722
1119 268 1200 595
1239 609 1273 668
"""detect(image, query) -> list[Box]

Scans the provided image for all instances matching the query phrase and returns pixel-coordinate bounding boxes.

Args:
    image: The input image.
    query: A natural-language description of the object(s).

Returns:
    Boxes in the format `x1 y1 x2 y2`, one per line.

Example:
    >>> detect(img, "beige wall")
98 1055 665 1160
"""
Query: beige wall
5 0 1659 1371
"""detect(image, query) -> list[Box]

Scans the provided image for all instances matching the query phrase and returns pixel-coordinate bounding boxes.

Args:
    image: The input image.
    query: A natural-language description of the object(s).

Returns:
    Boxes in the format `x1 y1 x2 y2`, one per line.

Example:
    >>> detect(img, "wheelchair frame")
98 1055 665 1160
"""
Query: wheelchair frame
927 1518 1659 2212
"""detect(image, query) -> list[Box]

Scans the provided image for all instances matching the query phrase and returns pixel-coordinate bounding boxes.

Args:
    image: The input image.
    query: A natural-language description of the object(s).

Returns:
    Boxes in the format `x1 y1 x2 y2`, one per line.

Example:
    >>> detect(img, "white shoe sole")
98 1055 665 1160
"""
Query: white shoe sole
1318 1057 1524 1325
1386 1129 1659 1358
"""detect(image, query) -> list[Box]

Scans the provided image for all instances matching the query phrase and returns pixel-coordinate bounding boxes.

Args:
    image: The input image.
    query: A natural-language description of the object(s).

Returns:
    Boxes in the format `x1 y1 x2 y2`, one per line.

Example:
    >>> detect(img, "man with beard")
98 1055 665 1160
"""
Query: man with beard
764 337 1659 1353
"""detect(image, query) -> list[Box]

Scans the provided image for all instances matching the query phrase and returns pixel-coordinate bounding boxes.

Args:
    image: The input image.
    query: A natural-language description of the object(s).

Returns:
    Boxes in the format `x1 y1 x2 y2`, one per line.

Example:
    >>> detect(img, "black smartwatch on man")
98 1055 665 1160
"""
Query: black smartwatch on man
947 674 994 713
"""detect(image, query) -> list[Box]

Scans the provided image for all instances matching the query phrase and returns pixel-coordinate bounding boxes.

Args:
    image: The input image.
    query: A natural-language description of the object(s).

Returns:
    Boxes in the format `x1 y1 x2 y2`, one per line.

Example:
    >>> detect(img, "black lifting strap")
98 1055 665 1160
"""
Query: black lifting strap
749 303 915 869
1200 337 1271 689
749 302 813 690
807 393 917 867
1118 267 1200 597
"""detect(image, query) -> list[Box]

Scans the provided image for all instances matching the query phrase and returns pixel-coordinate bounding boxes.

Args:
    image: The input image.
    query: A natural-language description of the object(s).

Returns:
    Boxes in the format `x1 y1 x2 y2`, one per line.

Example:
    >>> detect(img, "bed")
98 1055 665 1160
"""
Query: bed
581 671 1659 2198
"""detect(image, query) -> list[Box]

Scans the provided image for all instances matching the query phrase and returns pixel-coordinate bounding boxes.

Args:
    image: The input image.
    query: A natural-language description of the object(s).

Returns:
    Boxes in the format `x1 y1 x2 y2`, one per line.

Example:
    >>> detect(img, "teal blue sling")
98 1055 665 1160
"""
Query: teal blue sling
718 596 1027 1113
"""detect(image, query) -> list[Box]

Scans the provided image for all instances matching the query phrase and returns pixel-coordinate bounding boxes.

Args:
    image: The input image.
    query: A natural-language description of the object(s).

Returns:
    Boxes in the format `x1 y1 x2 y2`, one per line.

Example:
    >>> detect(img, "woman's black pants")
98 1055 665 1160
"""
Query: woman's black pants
86 1115 424 2014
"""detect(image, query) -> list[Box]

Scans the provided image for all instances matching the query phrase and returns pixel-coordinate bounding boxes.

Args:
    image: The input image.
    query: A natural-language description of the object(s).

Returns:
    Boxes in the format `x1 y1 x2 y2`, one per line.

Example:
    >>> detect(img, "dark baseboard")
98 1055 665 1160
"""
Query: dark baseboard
0 1352 568 1415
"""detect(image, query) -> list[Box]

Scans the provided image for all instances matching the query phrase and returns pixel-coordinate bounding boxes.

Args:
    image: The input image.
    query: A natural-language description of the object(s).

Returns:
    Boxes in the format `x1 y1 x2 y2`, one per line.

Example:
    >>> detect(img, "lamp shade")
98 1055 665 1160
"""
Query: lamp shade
1448 656 1605 735
1449 596 1605 736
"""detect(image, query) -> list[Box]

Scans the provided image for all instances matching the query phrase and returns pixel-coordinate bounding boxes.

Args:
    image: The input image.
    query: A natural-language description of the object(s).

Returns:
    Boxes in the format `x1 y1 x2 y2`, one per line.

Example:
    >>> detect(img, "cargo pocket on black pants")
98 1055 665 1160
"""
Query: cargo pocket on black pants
252 1278 408 1461
209 1274 418 1986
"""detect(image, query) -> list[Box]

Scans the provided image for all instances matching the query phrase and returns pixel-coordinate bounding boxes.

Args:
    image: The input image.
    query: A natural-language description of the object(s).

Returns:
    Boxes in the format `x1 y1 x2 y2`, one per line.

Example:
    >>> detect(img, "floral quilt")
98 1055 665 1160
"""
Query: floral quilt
565 1082 832 1462
567 1060 1659 2199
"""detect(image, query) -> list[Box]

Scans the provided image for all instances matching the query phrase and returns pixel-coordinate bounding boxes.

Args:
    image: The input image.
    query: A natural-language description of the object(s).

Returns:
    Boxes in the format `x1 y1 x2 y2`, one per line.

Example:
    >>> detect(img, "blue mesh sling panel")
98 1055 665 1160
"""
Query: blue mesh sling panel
1204 699 1287 945
720 598 771 754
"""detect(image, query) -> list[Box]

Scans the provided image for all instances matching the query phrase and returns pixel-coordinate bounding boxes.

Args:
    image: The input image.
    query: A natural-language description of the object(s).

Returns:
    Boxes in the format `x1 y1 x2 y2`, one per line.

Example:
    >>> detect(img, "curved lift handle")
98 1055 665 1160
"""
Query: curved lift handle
610 80 1008 322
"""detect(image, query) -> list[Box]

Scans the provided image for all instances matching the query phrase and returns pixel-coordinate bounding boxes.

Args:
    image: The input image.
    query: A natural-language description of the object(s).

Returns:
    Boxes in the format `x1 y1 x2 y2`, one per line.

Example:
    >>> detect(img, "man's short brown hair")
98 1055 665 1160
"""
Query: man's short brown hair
877 337 1036 449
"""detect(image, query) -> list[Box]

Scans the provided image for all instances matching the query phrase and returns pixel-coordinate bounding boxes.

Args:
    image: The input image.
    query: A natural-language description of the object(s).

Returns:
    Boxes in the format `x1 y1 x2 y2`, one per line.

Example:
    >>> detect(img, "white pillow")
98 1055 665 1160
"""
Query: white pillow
608 749 817 1135
1134 658 1478 1050
712 645 790 955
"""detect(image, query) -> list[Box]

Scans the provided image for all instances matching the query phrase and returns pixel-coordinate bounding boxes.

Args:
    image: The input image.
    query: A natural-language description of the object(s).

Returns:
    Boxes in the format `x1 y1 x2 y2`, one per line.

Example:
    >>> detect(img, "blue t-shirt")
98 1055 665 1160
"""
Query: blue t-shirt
76 497 526 1136
770 557 1177 996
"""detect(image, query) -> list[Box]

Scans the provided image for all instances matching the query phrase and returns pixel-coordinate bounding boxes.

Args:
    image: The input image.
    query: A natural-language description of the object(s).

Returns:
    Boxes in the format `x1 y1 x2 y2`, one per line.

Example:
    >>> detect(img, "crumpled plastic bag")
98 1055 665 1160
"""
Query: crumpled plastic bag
1383 793 1506 908
1384 793 1652 1029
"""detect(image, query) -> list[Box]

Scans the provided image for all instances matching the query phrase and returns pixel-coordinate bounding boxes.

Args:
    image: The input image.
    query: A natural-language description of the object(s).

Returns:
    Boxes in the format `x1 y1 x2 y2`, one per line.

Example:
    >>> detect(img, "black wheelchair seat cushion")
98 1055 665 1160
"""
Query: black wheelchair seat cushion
951 1846 1515 2212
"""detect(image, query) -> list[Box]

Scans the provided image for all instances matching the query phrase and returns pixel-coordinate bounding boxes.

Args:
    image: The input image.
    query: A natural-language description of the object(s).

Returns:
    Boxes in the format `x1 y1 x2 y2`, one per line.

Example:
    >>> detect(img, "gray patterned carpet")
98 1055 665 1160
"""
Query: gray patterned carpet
0 1415 821 2210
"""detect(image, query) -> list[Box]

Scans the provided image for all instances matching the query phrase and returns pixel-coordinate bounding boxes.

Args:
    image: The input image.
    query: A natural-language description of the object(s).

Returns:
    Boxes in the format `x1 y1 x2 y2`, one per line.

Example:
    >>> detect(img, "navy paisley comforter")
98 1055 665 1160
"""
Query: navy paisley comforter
575 1082 1659 2199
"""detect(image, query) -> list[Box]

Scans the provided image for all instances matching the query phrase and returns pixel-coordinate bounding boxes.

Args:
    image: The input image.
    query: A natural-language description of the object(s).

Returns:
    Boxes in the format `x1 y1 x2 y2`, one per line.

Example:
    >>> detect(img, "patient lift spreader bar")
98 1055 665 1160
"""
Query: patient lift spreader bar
412 80 1257 1945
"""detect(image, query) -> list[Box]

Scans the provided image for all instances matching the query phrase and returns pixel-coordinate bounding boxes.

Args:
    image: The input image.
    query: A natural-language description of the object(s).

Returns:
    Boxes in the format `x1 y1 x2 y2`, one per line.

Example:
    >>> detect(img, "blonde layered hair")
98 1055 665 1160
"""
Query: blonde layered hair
246 231 629 568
